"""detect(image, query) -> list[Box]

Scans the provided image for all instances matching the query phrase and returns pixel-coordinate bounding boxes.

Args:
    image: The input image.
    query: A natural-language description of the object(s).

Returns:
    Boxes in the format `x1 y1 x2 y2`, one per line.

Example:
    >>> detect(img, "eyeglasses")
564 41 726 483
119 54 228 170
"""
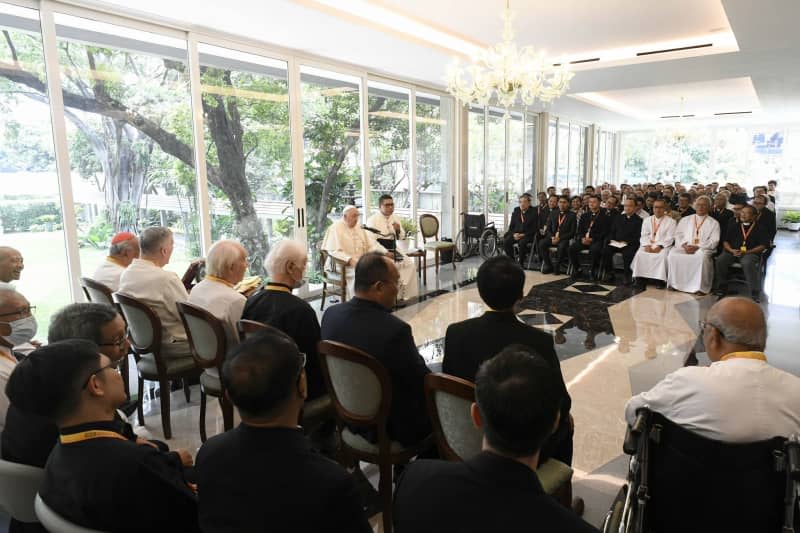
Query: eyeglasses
98 329 130 350
82 358 123 389
0 305 35 318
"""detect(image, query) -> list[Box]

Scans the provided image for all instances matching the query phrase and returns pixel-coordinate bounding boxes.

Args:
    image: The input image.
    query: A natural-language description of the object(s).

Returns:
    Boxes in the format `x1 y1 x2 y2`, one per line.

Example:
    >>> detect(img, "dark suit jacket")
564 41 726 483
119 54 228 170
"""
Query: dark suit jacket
757 208 777 241
609 212 643 245
545 209 577 241
320 297 431 446
505 207 538 238
536 204 551 235
711 207 734 234
393 452 599 533
577 210 611 242
196 425 371 533
678 206 696 218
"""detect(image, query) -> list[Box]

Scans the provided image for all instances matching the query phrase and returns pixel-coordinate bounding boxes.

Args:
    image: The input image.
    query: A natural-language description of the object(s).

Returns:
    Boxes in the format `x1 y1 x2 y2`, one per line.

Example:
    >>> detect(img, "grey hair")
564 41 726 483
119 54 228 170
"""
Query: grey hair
706 297 767 350
265 239 307 277
139 226 172 255
48 303 119 345
206 239 245 277
694 195 712 209
109 238 135 257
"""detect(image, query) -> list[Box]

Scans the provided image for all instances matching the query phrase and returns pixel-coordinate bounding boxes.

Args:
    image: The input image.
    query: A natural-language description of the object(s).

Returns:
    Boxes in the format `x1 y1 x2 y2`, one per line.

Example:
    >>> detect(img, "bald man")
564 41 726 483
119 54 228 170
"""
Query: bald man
0 246 24 290
625 297 800 442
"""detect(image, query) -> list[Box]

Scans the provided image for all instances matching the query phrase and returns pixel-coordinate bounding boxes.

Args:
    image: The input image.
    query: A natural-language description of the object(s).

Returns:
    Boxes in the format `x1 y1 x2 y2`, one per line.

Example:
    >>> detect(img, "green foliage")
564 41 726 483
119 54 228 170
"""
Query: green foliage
0 202 61 233
0 120 55 172
782 211 800 223
78 219 113 249
399 217 417 238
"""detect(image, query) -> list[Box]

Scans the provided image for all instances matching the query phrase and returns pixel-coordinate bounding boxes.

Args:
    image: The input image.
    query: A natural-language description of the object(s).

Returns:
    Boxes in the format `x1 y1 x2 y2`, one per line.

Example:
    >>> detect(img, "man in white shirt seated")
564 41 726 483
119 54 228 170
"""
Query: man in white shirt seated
92 232 140 291
188 239 247 348
667 196 720 295
625 297 800 442
0 246 24 291
0 288 32 430
631 199 677 290
118 227 193 360
366 194 405 245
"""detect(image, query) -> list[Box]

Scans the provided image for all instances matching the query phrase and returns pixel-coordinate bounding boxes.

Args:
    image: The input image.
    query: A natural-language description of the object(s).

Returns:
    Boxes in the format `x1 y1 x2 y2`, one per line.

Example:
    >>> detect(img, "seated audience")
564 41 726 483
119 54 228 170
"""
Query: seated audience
92 232 140 291
568 195 610 280
118 226 193 359
634 196 647 219
195 329 371 533
540 196 577 275
767 180 778 205
243 239 325 401
443 256 572 464
667 196 720 295
320 252 431 447
503 193 538 265
710 191 733 230
753 194 777 243
0 246 23 290
625 297 800 442
188 239 247 348
0 288 24 431
644 193 657 215
394 346 597 533
631 199 677 289
601 198 643 285
752 185 775 211
676 192 695 217
604 195 619 217
713 205 770 302
7 339 198 531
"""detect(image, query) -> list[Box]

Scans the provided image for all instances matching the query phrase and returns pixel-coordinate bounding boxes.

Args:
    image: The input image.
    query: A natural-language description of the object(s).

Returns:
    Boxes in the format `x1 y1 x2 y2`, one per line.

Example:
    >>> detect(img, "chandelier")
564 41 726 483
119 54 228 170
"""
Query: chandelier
445 1 574 116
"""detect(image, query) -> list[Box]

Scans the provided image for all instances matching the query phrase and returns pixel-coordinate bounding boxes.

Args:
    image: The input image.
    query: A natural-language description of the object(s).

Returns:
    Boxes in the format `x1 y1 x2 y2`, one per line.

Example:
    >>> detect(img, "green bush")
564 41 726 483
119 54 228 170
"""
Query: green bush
782 211 800 223
0 202 62 232
78 220 114 249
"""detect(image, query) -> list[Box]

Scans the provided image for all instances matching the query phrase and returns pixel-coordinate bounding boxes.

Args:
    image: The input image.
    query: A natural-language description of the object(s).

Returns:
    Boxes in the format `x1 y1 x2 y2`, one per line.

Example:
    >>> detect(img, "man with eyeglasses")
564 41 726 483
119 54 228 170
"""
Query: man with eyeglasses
6 339 199 531
195 329 372 533
624 297 800 442
0 246 24 291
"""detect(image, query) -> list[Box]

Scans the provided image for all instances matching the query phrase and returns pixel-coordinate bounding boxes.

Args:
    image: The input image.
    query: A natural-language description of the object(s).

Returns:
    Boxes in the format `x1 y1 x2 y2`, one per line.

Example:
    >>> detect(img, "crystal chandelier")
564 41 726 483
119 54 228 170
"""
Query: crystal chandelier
445 1 574 116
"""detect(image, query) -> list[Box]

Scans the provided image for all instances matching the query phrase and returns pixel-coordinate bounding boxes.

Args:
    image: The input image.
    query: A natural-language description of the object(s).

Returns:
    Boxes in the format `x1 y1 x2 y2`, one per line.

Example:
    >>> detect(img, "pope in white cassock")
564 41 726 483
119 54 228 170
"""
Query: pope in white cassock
322 205 418 302
667 196 720 294
631 198 677 285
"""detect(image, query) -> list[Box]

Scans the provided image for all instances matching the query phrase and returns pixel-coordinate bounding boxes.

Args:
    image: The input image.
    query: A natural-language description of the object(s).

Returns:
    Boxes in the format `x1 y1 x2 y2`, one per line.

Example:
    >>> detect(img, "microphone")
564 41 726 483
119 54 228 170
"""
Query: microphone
362 225 382 234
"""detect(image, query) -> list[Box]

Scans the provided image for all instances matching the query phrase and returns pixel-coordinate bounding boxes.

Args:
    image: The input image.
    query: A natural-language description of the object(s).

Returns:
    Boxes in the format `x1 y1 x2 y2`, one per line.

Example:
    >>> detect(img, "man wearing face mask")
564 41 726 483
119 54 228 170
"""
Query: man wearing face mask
0 246 24 290
0 288 35 431
188 240 248 349
242 239 325 402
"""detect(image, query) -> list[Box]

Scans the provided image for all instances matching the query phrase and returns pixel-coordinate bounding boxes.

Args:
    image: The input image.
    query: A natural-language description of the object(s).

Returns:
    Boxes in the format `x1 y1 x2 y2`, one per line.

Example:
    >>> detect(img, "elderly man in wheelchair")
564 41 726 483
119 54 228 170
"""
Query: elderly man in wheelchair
604 296 800 532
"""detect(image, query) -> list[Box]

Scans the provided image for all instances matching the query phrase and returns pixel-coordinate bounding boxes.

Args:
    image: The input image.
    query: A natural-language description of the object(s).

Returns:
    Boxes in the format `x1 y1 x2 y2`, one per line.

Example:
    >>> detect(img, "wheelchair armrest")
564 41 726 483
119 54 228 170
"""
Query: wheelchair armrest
623 409 650 455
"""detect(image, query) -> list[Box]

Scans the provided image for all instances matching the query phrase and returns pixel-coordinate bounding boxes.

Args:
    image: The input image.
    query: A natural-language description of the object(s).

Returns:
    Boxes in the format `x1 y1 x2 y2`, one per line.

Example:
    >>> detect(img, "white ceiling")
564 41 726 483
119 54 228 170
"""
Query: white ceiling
69 0 800 131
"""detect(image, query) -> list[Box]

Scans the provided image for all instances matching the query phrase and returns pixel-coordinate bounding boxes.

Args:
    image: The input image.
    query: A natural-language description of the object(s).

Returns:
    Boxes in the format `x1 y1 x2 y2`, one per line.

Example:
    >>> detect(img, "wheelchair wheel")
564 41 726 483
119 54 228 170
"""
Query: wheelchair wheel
455 229 475 258
479 229 498 259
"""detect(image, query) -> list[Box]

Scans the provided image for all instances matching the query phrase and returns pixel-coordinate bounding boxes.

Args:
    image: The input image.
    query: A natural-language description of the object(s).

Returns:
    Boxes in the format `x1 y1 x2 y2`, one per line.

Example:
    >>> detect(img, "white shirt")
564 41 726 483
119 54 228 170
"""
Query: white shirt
0 350 17 432
0 281 15 291
625 357 800 443
366 212 405 240
92 257 126 292
188 278 246 349
322 220 387 264
118 258 189 343
673 214 720 252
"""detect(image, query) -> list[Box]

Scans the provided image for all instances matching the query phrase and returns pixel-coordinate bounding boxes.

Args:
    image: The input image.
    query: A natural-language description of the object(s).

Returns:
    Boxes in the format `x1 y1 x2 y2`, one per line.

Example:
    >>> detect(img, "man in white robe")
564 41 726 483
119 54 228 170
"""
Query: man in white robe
323 206 418 302
366 194 406 249
667 196 720 294
632 198 677 289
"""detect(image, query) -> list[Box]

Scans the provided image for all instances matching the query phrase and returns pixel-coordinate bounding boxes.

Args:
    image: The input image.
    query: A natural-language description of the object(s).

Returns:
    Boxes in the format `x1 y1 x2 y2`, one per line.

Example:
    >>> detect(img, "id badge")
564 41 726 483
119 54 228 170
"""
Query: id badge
693 238 699 245
740 245 747 253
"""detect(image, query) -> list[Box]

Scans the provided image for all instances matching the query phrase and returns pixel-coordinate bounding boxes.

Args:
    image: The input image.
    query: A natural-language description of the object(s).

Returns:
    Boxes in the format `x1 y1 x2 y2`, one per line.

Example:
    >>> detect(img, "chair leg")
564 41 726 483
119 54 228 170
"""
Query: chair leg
320 284 326 310
451 248 456 270
199 390 207 443
379 461 393 533
220 396 234 431
159 379 172 439
183 378 191 403
434 250 440 274
137 375 145 427
121 354 130 400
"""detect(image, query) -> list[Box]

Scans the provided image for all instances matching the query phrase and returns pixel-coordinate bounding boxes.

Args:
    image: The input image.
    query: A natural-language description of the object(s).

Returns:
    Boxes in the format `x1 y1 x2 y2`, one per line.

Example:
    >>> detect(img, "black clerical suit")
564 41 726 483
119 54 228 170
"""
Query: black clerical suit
40 421 198 532
393 452 599 533
540 209 577 271
601 212 643 277
196 425 371 533
714 220 770 297
320 297 431 447
677 206 696 218
503 206 538 263
756 208 777 242
711 207 735 251
443 310 572 464
242 283 325 400
568 209 611 275
534 203 552 259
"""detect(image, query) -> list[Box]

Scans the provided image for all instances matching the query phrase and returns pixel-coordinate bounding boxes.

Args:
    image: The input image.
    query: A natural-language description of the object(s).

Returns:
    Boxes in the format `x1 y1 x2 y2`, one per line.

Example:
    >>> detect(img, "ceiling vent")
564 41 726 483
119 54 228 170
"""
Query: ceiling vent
552 57 600 67
659 114 695 119
714 111 752 116
637 43 713 57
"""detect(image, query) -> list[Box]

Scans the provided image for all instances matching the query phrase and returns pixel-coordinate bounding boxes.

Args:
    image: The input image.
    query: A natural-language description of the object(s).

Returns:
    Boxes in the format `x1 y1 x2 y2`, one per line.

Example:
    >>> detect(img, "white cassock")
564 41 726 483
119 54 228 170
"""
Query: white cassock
322 220 418 301
667 214 720 294
631 214 677 282
366 212 405 241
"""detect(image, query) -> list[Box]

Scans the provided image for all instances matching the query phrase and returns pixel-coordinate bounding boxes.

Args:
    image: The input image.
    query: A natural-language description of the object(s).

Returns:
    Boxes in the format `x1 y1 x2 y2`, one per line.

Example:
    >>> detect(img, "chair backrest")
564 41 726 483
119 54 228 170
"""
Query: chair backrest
643 410 787 532
111 292 161 356
317 340 390 430
35 494 107 533
237 319 285 341
0 459 44 523
176 301 226 370
419 214 440 242
424 373 482 461
80 277 114 306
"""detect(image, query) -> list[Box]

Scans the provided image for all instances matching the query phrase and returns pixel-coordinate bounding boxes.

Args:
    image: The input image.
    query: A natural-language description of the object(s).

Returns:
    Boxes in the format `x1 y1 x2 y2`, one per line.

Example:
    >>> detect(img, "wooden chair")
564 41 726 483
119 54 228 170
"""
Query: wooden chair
0 458 44 525
80 277 131 400
112 292 199 439
419 214 455 274
236 318 271 340
318 340 431 533
176 302 234 442
319 249 348 310
424 372 574 503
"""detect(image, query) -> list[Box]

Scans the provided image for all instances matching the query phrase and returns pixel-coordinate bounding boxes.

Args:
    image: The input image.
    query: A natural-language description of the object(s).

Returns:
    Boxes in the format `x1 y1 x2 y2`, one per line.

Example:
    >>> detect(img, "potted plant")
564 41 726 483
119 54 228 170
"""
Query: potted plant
782 211 800 231
397 218 418 253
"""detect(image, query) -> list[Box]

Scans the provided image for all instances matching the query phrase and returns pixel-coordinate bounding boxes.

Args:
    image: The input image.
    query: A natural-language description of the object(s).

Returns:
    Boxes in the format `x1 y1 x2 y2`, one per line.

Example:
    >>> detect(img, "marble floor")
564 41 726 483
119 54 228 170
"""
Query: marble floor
123 231 800 531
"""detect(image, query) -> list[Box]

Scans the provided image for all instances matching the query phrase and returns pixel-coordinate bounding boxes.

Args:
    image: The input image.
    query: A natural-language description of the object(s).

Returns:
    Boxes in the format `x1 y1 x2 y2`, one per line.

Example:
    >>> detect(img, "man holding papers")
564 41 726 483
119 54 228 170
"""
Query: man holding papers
601 198 643 285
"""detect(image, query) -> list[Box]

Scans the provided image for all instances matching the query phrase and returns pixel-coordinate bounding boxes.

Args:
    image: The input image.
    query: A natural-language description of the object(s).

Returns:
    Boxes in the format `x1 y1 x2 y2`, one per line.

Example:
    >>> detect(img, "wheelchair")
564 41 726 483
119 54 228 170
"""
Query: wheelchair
602 408 800 533
454 213 501 260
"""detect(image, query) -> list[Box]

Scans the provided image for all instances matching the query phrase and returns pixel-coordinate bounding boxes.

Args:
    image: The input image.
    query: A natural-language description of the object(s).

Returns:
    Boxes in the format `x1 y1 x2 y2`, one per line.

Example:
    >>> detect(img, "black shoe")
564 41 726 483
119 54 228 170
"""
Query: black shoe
602 272 615 283
570 269 580 280
541 264 553 274
634 279 646 290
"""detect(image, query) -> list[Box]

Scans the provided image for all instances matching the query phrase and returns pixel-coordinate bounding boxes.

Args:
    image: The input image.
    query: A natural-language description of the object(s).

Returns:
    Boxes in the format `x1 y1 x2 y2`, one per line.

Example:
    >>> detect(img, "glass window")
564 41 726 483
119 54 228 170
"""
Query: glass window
524 113 537 193
0 4 68 340
568 124 581 191
467 107 485 213
199 43 292 277
507 112 525 219
557 121 569 190
486 108 505 228
368 81 410 220
415 92 453 238
547 119 557 187
53 13 200 280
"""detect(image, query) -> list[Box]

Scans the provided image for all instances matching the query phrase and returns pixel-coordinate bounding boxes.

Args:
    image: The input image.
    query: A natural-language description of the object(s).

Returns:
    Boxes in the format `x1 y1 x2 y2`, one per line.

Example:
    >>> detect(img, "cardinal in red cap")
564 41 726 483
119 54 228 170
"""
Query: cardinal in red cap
89 232 140 291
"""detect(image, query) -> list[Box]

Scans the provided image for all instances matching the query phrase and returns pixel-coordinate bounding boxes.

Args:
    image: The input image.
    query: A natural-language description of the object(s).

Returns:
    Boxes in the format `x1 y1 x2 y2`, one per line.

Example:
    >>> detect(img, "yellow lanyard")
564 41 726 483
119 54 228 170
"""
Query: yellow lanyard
264 284 291 294
720 351 767 362
106 256 126 268
60 429 128 445
0 350 16 365
205 275 234 288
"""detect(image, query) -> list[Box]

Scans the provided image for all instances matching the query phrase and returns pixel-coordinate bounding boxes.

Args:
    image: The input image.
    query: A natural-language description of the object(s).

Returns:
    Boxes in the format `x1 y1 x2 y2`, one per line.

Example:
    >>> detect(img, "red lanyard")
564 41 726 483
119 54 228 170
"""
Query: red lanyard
740 222 756 244
693 215 708 240
651 216 663 243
